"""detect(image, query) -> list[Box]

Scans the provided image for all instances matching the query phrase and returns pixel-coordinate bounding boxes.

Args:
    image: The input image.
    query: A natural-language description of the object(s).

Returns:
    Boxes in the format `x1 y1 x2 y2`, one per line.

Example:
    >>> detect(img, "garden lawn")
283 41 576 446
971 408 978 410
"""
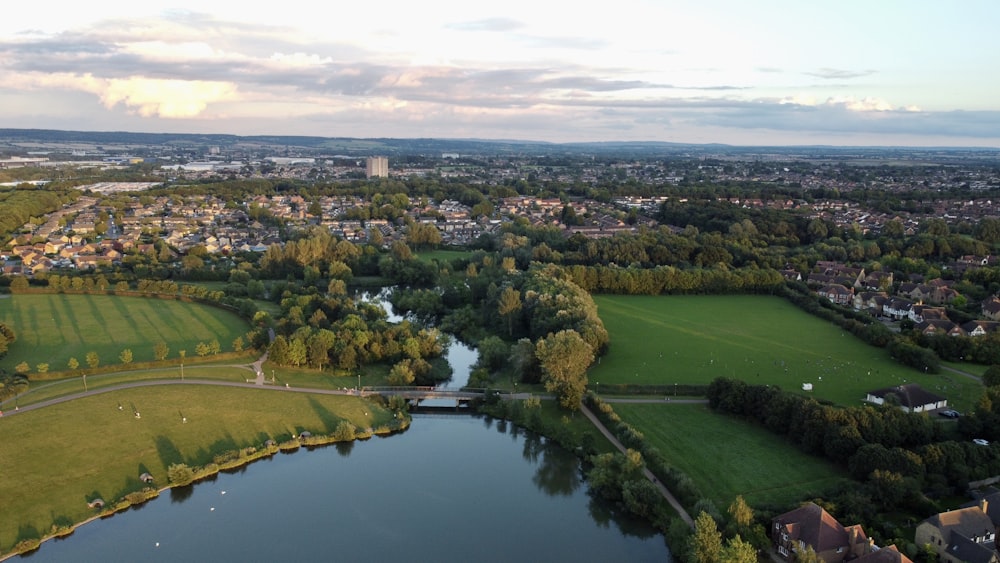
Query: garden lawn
591 295 982 411
613 402 848 510
0 294 250 372
0 385 391 553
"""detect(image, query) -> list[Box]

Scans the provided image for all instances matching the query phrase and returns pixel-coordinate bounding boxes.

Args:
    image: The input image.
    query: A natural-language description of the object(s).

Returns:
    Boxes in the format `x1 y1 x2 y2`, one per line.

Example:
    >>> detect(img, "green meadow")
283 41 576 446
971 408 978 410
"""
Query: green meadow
0 386 392 554
0 294 251 372
612 402 849 510
416 248 475 264
591 295 981 411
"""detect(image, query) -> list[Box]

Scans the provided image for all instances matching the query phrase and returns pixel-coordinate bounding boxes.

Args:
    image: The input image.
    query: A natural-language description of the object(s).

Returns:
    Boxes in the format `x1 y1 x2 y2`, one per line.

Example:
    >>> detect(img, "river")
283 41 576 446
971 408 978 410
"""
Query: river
15 289 672 561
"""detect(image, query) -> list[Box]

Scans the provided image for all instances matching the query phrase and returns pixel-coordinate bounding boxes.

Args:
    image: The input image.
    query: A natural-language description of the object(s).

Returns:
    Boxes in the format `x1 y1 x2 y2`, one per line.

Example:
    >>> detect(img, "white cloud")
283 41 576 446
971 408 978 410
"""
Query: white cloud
780 95 921 113
98 77 238 117
4 71 237 118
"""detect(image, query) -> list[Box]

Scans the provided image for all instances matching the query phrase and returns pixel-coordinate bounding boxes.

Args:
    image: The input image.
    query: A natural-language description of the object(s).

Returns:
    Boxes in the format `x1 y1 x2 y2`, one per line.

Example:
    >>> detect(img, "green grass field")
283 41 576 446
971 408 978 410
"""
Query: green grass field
591 295 982 411
416 249 474 264
0 294 251 372
0 386 392 553
613 402 848 510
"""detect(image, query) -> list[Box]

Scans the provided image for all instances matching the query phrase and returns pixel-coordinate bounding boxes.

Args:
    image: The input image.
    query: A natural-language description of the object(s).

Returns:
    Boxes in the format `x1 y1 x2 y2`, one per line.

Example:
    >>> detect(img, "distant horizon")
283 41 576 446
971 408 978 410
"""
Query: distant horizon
4 127 1000 153
2 2 999 148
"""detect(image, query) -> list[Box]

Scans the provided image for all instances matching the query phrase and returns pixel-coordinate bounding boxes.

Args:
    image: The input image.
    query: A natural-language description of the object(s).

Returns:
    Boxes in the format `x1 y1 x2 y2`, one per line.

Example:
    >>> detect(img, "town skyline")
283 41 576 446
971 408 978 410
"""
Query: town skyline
2 1 999 148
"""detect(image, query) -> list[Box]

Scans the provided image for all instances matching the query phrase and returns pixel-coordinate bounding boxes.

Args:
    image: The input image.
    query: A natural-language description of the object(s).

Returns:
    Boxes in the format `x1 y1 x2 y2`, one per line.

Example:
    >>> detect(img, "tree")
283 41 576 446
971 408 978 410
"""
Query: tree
689 510 723 563
232 336 245 352
497 286 522 336
36 363 49 374
10 276 29 292
727 495 754 531
984 365 1000 388
67 357 79 371
795 544 820 563
388 361 416 385
85 351 100 369
14 361 29 374
153 341 169 361
195 342 210 357
120 349 133 365
535 330 594 410
720 535 757 563
167 463 194 485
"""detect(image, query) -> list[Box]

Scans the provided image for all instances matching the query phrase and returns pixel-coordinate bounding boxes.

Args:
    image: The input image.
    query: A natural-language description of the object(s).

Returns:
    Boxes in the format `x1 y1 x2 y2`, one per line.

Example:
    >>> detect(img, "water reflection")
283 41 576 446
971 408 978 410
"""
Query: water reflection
168 485 193 504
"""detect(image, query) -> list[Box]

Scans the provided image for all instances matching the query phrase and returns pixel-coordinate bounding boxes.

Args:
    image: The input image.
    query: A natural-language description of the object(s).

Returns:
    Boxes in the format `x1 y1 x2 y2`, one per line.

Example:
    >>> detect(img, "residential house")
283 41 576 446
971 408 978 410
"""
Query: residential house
911 305 949 324
963 321 1000 338
862 271 894 291
854 545 914 563
915 319 965 337
865 383 948 413
781 269 803 282
820 284 855 306
915 501 999 563
854 292 890 315
884 298 916 321
772 502 873 562
983 297 1000 322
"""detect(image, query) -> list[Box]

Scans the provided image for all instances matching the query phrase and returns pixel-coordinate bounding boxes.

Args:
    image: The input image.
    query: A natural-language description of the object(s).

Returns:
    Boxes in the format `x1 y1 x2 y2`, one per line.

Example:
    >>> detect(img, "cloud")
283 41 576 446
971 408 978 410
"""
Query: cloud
805 67 877 80
6 71 237 117
98 77 238 117
779 95 919 113
446 18 523 32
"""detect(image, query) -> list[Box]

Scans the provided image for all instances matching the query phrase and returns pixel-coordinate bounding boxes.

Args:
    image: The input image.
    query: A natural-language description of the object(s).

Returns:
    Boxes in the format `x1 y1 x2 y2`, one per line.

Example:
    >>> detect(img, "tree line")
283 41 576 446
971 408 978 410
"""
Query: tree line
707 377 1000 526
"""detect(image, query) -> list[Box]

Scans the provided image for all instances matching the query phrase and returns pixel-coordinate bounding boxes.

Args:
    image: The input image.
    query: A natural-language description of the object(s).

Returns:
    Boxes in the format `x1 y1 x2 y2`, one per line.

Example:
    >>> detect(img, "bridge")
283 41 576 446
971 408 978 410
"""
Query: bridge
360 386 493 401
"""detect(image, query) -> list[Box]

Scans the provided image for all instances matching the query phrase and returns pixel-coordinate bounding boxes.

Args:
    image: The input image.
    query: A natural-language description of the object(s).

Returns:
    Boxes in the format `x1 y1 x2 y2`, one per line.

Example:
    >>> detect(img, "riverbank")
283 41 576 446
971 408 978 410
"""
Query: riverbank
0 385 403 557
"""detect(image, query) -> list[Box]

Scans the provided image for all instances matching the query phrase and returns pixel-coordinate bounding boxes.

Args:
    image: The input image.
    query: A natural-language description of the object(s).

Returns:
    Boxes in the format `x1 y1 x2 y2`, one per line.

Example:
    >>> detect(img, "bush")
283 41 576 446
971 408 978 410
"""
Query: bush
333 421 357 441
167 463 194 486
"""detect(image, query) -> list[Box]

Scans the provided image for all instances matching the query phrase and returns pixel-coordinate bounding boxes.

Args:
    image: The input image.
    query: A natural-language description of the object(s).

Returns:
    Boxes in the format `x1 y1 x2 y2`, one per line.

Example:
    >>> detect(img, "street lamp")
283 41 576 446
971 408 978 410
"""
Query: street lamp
357 371 361 391
83 373 88 392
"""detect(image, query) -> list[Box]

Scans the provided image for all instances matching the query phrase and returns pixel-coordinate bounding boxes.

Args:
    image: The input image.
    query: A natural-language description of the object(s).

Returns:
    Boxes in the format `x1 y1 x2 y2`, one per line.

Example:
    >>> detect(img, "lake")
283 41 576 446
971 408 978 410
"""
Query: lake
20 415 671 562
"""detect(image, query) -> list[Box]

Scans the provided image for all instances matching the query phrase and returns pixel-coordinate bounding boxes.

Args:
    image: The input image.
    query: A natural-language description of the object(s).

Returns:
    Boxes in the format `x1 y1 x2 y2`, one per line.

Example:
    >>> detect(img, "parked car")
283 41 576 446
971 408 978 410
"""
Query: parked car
974 438 990 446
938 410 961 418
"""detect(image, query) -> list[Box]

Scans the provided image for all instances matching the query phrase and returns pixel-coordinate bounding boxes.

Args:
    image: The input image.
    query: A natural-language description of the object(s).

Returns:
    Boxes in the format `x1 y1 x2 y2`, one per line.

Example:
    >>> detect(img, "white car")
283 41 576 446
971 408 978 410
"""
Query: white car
974 439 990 446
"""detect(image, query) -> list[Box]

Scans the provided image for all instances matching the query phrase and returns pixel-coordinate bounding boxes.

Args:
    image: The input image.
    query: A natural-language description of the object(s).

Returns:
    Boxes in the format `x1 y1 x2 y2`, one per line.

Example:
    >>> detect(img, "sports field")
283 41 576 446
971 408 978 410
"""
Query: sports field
612 402 848 510
0 294 250 372
591 295 981 411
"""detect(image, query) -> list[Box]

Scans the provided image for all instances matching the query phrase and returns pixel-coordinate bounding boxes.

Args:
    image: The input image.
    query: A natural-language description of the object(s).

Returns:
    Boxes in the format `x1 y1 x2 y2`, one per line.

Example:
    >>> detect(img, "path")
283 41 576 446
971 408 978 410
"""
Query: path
941 365 982 383
579 402 694 528
251 328 277 385
0 378 357 417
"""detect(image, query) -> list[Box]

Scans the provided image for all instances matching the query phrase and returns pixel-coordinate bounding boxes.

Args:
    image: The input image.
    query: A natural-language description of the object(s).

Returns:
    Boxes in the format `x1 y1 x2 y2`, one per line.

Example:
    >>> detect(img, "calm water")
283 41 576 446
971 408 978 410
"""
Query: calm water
22 416 670 562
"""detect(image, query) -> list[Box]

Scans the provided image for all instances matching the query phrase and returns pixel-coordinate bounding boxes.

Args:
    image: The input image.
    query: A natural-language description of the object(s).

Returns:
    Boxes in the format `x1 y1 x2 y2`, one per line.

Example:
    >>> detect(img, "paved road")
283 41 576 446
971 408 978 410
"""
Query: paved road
579 402 694 528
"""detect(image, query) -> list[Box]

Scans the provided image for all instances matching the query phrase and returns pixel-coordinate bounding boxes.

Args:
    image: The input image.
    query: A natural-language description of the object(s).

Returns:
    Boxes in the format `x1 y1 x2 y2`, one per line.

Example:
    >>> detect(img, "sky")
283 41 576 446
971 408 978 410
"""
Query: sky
2 1 999 147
